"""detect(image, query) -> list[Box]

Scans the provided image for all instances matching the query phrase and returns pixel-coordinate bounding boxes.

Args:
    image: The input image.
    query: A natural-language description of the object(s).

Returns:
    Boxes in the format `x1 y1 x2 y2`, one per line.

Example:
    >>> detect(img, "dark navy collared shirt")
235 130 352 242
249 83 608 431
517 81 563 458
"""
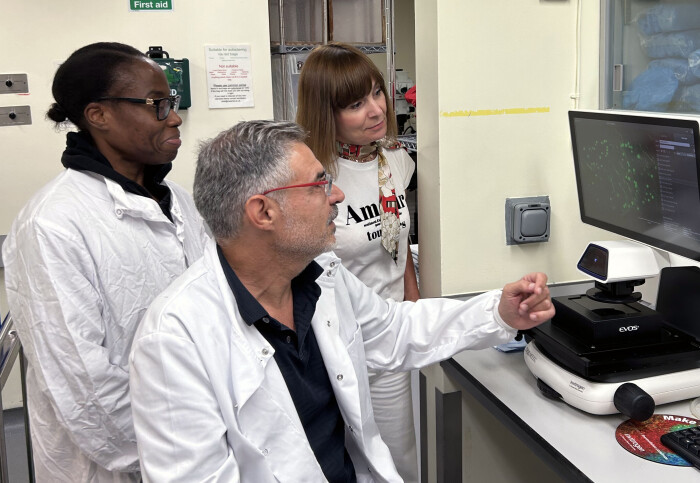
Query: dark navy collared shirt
217 245 356 483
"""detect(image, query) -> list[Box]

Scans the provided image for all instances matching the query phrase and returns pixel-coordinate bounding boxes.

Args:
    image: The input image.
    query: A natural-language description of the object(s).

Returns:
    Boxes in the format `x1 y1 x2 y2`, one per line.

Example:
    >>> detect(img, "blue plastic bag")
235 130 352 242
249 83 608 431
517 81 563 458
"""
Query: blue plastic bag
623 65 679 111
641 30 700 59
675 84 700 112
637 3 700 36
649 58 700 85
686 48 700 79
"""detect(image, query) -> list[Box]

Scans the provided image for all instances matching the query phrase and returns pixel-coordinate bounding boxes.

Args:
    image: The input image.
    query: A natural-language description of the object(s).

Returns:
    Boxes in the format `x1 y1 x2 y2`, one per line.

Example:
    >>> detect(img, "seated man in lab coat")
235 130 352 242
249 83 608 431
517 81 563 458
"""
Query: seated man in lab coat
129 120 555 482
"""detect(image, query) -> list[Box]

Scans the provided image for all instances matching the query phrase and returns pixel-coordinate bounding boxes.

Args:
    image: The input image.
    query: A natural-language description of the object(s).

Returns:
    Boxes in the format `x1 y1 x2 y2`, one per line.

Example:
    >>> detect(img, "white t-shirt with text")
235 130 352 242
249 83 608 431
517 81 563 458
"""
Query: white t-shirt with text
333 147 415 301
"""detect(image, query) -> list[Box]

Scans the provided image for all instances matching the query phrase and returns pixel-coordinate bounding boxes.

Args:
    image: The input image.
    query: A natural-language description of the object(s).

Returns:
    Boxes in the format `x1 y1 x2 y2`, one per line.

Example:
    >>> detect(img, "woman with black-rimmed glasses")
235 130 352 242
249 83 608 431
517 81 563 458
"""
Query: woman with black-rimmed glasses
1 42 208 482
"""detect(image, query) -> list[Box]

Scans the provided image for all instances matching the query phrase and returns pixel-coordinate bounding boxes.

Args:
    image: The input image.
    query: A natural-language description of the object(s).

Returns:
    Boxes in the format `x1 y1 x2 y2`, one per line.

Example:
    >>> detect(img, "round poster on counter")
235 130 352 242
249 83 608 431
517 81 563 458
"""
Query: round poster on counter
616 414 698 466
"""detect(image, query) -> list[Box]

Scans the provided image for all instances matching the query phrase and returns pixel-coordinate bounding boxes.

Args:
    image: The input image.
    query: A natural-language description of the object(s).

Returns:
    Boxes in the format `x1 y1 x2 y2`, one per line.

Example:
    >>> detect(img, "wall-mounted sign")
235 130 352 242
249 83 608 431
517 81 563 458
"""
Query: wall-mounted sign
130 1 172 11
205 44 254 109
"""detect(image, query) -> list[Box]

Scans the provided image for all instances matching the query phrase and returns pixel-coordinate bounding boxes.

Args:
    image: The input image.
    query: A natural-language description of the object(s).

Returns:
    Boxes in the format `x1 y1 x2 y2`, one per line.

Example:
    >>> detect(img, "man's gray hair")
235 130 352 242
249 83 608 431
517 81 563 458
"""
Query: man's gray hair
194 120 306 239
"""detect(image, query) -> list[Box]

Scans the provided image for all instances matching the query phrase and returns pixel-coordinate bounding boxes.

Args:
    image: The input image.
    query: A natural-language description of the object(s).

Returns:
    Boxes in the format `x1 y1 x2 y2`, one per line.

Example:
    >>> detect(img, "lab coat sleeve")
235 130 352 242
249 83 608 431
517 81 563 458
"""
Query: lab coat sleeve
337 264 516 371
4 219 139 471
130 330 240 482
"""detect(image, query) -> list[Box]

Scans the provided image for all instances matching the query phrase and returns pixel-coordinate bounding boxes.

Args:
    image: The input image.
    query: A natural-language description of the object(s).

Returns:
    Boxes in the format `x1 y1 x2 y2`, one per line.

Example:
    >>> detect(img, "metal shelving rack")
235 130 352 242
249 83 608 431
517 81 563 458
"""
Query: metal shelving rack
270 0 395 120
397 134 416 153
271 43 389 55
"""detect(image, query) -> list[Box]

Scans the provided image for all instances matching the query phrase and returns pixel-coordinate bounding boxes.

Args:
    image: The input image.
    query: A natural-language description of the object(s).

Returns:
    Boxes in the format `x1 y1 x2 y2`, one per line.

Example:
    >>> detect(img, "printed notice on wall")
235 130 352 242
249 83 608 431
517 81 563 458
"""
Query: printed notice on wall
205 45 254 109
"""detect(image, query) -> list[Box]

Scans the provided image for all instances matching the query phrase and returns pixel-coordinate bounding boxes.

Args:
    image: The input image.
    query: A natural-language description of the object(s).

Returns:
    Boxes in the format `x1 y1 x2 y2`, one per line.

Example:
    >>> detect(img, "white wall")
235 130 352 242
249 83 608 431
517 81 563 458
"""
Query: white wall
0 0 274 234
0 0 273 409
415 0 615 296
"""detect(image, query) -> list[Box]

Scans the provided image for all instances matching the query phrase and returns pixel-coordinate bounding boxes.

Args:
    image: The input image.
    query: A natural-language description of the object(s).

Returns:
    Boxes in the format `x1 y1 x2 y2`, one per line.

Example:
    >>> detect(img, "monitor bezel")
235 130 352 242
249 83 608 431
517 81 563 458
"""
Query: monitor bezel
569 109 700 261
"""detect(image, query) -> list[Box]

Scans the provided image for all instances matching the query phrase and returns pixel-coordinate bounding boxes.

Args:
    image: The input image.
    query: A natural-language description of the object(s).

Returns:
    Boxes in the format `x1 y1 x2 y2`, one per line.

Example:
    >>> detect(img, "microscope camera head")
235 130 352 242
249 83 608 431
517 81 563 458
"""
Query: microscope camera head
577 240 666 283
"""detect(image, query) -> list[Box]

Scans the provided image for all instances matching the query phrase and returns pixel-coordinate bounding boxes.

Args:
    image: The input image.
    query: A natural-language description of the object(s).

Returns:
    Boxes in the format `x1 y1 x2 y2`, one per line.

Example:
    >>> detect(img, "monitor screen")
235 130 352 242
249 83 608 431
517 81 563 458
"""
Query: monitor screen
569 110 700 261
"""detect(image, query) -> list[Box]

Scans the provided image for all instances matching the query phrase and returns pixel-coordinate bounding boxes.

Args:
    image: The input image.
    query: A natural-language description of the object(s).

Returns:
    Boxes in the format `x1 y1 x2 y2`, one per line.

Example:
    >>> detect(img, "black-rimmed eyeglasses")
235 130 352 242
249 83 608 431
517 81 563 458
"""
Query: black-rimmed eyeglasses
97 95 181 121
262 173 334 196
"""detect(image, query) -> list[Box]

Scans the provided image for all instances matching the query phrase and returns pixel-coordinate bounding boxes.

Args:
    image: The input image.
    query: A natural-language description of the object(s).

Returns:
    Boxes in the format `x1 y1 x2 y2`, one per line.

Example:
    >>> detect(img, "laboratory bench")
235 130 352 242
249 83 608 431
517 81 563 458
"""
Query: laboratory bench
420 345 700 483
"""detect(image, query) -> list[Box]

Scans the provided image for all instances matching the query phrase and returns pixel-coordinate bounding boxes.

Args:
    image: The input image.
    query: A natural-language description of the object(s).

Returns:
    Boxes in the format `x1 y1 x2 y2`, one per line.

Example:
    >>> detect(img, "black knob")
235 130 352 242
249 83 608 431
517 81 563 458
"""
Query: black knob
5 80 12 87
536 378 562 401
613 383 655 421
8 112 16 120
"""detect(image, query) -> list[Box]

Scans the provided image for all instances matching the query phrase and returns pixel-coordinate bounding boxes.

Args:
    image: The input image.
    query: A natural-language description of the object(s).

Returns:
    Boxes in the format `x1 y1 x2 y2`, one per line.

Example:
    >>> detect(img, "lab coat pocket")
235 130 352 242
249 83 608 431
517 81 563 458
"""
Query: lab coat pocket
237 383 325 481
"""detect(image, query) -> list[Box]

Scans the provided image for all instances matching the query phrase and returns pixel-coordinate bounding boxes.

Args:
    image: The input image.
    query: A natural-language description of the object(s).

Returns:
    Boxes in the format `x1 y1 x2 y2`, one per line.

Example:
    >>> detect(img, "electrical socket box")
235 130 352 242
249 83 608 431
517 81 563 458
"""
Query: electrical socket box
505 196 550 245
1 74 29 94
0 106 32 127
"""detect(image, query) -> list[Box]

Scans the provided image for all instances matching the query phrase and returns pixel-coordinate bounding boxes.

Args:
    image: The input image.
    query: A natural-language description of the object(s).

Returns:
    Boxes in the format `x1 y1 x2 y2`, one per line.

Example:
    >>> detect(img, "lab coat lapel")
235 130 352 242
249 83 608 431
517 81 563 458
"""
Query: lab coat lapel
312 265 365 437
207 243 304 422
206 244 326 480
207 243 268 410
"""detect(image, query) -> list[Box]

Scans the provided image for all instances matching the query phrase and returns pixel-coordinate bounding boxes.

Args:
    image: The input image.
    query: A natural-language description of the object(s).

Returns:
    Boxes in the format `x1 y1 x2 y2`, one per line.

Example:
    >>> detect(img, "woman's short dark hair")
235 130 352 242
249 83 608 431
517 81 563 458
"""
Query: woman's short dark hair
47 42 146 130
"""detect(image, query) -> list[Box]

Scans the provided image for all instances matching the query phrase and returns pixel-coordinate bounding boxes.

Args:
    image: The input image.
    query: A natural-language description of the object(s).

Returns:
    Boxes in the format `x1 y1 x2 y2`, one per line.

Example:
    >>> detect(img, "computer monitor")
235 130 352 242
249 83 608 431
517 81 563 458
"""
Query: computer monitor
569 110 700 261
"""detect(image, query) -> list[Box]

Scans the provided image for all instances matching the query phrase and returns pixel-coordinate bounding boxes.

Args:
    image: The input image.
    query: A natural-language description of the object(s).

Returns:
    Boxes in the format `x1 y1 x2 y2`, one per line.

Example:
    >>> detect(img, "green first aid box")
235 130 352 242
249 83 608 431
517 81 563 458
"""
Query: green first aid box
152 57 191 109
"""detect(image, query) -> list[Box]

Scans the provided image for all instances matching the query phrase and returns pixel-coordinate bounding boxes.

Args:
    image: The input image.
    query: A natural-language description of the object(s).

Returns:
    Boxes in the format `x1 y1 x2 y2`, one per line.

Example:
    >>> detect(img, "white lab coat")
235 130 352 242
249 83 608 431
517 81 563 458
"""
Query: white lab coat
129 241 516 482
2 169 209 482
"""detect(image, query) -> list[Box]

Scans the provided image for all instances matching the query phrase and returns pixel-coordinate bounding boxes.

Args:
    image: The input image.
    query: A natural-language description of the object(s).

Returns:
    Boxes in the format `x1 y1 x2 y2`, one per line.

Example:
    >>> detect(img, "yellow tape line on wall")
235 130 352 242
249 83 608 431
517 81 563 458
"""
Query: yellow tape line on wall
441 106 550 117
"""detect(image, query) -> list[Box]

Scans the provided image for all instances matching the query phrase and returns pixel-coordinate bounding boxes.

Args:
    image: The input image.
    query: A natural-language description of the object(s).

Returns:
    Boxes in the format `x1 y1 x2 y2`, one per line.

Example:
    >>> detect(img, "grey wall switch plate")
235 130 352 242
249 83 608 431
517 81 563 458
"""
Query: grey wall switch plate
505 196 551 245
0 106 32 126
1 74 29 94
